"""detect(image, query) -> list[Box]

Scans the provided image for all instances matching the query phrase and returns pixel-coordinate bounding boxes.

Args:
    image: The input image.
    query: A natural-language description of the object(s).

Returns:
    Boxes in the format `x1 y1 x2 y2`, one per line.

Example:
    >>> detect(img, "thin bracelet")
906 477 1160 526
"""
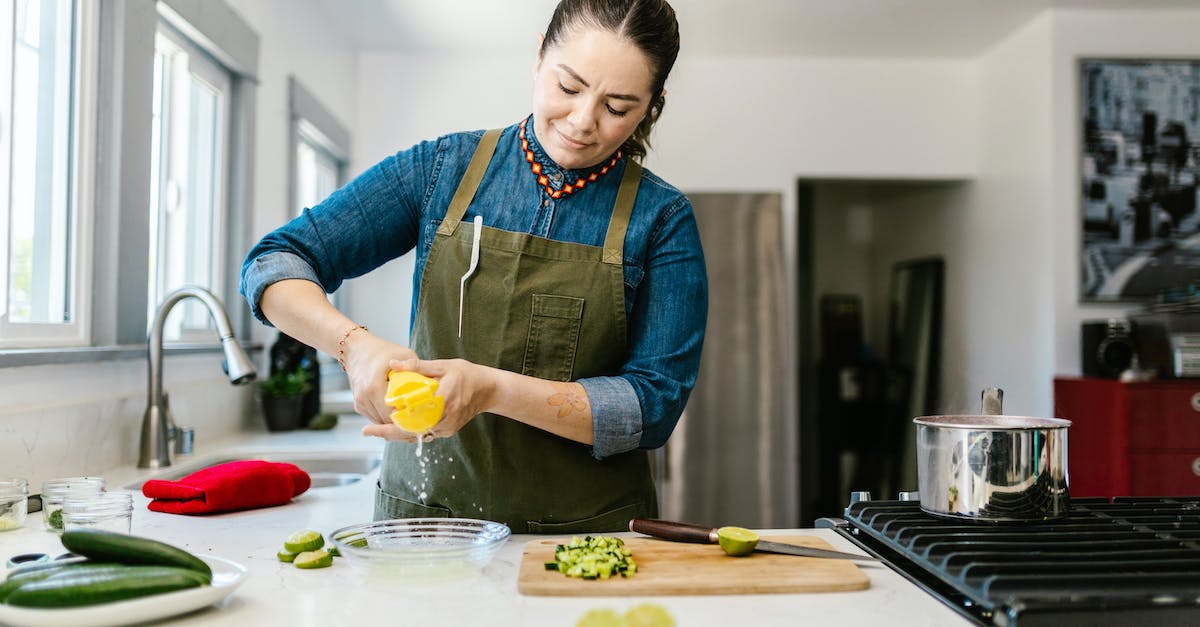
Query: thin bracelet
336 324 368 371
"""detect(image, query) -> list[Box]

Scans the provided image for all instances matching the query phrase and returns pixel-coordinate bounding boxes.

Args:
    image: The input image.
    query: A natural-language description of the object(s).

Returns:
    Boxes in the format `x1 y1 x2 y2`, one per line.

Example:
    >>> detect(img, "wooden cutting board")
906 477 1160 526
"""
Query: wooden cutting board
517 535 870 596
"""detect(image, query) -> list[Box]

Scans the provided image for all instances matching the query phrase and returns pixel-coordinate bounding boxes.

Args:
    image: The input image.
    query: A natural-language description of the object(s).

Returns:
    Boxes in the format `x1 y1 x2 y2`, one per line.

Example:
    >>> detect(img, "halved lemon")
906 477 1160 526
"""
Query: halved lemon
385 370 444 433
716 526 759 557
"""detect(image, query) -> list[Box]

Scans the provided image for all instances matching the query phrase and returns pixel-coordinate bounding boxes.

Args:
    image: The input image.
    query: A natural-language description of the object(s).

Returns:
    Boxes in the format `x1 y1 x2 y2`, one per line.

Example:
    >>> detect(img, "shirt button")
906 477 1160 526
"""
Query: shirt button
550 172 563 184
542 198 550 208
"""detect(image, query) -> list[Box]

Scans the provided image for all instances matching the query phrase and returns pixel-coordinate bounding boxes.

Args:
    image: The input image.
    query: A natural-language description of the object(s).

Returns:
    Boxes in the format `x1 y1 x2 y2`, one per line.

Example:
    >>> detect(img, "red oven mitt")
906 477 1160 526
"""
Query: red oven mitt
142 460 311 515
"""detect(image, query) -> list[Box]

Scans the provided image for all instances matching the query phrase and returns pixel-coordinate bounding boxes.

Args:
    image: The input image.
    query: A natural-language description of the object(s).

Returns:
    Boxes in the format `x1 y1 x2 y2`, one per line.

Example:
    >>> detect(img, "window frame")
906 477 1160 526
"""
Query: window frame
0 0 260 368
287 75 350 219
148 23 233 340
0 0 98 349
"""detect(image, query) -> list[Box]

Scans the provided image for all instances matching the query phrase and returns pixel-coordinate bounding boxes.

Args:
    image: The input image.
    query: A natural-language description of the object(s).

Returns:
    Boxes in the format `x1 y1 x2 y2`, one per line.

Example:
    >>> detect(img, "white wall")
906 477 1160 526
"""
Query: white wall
943 12 1055 417
0 1 359 488
1049 9 1200 391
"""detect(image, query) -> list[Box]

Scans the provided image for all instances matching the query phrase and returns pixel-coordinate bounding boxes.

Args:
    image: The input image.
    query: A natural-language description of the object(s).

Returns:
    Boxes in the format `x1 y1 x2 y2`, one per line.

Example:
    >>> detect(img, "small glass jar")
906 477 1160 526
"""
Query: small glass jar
0 478 29 531
61 491 133 534
41 476 106 533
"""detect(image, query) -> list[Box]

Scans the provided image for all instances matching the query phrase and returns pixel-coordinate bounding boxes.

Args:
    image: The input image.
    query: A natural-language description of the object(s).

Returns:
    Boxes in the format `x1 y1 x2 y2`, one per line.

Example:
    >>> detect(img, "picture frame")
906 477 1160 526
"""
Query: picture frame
1079 58 1200 302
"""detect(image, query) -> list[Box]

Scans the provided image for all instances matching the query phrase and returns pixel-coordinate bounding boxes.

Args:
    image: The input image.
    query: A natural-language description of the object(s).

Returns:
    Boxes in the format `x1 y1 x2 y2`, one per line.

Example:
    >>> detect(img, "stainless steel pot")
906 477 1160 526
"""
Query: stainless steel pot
913 388 1071 522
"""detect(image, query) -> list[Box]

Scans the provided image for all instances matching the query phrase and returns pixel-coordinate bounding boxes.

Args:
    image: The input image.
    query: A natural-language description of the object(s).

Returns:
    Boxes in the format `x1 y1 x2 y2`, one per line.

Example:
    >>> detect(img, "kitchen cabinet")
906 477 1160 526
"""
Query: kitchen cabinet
1054 376 1200 497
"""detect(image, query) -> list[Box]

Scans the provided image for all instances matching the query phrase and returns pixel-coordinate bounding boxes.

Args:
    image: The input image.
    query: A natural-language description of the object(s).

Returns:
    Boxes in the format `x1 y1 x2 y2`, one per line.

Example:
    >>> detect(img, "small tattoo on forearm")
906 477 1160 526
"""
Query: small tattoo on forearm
547 383 587 418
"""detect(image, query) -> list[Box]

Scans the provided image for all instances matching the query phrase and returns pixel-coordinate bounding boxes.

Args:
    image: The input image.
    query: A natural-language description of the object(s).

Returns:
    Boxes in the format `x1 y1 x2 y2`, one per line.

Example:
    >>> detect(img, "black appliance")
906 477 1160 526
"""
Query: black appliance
269 332 321 425
1080 318 1135 379
819 495 1200 626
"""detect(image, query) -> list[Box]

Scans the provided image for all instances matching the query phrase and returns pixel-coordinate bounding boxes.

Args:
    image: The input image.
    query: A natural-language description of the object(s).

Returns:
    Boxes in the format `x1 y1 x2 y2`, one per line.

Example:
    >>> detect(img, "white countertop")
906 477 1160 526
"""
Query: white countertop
0 416 973 626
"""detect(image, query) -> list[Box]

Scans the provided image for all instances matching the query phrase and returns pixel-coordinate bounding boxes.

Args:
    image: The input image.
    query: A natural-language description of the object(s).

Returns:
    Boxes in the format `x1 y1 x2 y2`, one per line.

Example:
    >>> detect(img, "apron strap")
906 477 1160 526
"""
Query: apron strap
438 129 503 236
602 160 641 265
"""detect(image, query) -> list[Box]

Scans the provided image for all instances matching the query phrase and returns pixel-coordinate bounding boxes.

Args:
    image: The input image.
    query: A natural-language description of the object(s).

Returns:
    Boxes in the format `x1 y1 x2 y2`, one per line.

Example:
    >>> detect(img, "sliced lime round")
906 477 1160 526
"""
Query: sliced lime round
575 608 626 627
283 529 324 554
625 603 675 627
716 526 759 557
293 549 333 569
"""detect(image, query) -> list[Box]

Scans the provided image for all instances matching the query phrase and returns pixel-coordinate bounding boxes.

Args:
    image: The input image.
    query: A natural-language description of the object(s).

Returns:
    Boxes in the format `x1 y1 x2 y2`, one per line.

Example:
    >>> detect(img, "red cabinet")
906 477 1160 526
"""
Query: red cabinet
1054 377 1200 498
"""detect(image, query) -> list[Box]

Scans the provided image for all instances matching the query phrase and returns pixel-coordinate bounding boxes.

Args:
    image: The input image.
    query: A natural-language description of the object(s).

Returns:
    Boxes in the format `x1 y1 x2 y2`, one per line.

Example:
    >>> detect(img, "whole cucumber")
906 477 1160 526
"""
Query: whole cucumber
60 529 212 581
0 562 122 602
5 566 206 607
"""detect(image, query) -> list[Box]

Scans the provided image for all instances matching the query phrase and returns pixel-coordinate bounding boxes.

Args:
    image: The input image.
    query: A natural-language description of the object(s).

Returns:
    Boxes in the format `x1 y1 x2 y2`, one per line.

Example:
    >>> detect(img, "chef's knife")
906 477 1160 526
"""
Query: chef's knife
629 518 877 563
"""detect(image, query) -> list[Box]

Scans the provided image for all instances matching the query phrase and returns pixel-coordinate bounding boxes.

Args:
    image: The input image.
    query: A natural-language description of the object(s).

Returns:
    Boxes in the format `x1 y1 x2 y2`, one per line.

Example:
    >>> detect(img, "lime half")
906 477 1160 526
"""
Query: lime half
284 529 325 554
277 549 297 563
716 526 759 557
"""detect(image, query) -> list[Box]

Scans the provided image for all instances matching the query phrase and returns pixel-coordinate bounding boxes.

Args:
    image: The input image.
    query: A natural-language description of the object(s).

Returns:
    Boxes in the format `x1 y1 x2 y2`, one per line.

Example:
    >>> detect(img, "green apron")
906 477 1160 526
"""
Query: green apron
374 129 658 533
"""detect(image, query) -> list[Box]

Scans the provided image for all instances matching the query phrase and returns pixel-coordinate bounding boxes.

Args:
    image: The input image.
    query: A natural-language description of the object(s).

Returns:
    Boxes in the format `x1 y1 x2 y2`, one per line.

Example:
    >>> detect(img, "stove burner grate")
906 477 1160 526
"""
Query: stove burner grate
831 496 1200 627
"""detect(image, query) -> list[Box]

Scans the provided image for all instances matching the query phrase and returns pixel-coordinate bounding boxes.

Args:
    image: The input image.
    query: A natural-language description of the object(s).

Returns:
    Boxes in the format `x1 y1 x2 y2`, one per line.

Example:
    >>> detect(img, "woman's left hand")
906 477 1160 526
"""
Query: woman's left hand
361 357 496 443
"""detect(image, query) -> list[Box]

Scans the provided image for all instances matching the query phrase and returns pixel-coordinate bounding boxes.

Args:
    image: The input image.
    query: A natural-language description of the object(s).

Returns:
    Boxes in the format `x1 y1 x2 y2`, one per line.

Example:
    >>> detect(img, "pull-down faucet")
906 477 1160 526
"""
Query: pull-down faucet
139 286 257 469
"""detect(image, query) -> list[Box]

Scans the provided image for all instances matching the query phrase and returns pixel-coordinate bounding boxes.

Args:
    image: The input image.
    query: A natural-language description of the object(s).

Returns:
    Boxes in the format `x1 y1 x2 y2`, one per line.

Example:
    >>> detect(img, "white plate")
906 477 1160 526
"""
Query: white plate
0 555 246 627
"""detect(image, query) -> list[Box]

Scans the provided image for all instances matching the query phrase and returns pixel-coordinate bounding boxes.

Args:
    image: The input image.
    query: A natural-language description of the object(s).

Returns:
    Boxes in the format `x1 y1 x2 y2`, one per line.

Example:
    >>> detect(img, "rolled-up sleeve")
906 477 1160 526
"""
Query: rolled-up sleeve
580 376 643 459
240 252 323 326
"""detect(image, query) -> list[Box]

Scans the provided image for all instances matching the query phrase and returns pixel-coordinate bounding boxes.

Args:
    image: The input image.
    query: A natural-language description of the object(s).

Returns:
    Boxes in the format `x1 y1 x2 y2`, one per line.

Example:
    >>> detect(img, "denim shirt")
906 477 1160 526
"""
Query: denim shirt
240 116 708 459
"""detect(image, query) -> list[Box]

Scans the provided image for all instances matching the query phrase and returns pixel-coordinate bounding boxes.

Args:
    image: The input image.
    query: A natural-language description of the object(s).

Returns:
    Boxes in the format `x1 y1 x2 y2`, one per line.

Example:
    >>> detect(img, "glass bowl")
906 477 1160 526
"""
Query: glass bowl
330 518 510 582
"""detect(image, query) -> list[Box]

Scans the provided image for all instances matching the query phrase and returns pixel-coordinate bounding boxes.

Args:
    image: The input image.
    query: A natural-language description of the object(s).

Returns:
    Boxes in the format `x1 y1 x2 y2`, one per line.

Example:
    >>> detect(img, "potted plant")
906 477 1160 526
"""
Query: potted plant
259 366 312 432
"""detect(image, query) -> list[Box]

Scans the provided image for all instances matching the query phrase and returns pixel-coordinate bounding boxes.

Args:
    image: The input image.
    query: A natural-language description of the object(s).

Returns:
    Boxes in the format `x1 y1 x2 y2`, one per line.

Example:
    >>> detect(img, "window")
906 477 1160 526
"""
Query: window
289 76 348 217
0 0 96 348
295 122 340 217
148 26 231 341
0 0 259 366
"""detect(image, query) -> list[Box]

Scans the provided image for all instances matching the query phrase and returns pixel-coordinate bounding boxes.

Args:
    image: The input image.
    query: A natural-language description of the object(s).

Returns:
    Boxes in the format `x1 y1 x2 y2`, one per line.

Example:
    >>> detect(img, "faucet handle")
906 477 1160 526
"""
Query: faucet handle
174 426 194 455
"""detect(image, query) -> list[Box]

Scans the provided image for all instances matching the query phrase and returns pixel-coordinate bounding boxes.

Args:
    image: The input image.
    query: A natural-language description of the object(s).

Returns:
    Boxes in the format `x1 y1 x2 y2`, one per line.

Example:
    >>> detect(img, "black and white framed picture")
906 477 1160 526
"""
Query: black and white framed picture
1079 59 1200 302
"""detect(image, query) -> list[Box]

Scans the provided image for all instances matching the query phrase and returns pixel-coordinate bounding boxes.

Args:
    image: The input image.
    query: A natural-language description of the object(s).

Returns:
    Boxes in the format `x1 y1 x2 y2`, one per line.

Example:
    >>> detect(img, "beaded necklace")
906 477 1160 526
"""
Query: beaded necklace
519 118 620 199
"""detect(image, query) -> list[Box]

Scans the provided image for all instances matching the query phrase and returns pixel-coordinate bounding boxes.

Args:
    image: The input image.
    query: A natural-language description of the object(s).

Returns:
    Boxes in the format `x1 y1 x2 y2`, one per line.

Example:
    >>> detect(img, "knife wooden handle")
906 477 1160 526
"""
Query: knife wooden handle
629 518 717 543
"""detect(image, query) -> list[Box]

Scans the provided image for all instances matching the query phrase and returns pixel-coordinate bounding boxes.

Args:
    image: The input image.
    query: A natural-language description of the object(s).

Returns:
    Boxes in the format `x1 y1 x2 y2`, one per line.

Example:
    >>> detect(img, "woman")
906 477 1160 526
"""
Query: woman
240 0 706 533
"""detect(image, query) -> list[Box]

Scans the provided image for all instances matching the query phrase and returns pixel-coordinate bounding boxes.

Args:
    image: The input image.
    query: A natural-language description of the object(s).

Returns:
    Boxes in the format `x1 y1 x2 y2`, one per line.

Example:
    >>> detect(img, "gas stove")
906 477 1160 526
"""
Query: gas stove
818 495 1200 627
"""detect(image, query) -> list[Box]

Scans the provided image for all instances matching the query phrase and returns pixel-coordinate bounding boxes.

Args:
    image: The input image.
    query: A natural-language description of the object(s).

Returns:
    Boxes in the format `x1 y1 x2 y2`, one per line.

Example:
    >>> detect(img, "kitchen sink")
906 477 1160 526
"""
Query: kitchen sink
125 450 383 490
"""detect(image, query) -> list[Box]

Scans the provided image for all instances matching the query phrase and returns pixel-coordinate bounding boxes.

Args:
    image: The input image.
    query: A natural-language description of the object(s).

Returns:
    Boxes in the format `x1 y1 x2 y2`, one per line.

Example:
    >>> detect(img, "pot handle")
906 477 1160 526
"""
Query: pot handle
981 388 1004 415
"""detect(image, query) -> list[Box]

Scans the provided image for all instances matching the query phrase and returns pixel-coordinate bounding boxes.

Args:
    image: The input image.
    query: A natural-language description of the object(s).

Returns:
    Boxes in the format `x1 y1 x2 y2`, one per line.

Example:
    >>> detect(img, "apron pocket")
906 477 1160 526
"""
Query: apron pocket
522 294 584 382
374 481 453 521
525 502 645 535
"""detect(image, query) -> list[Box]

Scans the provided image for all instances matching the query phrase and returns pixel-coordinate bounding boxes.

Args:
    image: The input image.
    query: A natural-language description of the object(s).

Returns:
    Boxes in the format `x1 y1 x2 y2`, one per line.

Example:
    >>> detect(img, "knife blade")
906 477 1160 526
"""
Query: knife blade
628 518 877 562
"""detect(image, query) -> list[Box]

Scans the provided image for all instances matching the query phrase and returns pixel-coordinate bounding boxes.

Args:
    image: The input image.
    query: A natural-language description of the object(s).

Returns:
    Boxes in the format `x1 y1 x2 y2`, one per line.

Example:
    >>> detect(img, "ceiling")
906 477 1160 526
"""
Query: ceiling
313 0 1200 58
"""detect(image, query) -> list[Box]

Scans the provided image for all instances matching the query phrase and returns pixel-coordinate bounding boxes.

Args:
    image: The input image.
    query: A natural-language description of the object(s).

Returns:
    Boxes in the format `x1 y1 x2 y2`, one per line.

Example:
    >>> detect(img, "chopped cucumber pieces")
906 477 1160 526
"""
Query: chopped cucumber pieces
545 535 636 580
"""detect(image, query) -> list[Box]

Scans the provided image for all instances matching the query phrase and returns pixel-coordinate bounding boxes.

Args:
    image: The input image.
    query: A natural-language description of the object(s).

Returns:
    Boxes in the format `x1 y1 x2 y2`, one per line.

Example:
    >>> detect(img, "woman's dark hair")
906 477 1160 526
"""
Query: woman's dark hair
541 0 679 159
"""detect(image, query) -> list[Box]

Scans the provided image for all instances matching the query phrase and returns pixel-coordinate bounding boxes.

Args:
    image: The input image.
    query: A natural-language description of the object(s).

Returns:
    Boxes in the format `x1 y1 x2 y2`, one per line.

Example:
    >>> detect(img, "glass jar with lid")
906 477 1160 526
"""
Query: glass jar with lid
41 476 106 533
62 491 133 534
0 478 29 531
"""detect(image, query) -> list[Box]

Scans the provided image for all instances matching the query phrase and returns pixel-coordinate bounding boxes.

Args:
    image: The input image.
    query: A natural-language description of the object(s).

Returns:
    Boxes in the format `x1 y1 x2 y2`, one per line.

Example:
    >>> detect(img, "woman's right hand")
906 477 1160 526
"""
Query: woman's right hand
339 330 418 425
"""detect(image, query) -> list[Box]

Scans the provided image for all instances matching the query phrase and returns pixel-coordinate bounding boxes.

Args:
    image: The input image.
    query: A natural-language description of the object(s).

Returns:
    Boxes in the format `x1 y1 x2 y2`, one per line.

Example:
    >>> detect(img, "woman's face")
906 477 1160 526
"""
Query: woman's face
532 27 654 170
